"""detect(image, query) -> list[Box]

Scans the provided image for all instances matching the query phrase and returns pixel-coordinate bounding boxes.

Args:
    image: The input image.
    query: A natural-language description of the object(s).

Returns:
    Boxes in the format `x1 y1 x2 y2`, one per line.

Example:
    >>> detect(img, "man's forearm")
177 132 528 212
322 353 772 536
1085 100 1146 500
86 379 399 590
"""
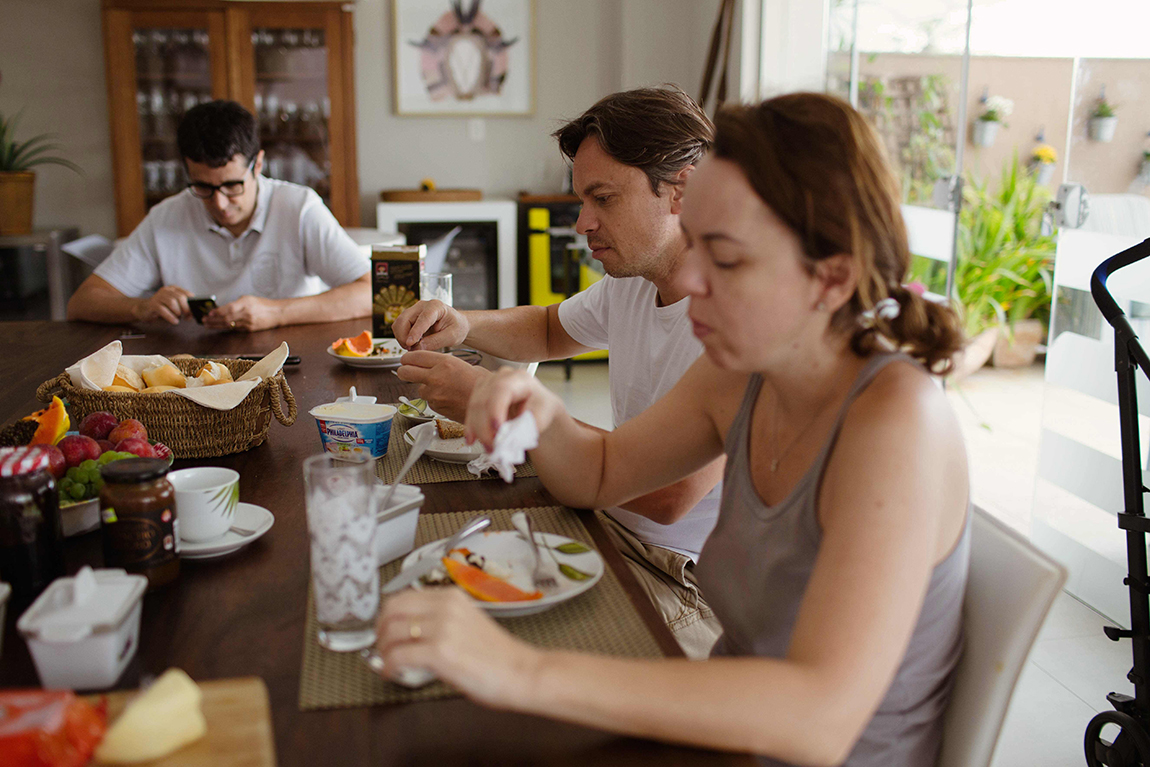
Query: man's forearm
275 276 371 326
460 305 553 361
67 280 145 324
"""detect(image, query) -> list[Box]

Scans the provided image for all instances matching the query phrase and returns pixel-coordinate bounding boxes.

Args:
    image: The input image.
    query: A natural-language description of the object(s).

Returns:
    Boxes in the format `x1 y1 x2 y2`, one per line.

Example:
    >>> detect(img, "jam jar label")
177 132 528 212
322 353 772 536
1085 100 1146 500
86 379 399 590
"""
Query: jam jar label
103 506 178 569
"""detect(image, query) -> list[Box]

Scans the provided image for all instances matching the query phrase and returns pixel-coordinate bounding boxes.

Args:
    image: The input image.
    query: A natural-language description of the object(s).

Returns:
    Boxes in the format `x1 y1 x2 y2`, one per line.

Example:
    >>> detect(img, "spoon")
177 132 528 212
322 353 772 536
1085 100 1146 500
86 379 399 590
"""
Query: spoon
379 425 434 511
398 395 428 415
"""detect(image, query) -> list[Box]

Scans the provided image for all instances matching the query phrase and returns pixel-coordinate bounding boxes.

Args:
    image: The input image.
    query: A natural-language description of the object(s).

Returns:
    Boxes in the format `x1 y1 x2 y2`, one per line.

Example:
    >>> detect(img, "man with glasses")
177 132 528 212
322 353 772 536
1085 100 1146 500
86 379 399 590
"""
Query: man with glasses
67 100 369 331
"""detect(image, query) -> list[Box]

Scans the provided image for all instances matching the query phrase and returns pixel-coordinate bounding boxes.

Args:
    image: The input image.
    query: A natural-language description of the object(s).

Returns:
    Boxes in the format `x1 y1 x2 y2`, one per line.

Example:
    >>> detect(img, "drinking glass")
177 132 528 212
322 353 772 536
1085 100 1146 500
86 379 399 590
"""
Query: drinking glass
303 454 380 651
421 272 453 306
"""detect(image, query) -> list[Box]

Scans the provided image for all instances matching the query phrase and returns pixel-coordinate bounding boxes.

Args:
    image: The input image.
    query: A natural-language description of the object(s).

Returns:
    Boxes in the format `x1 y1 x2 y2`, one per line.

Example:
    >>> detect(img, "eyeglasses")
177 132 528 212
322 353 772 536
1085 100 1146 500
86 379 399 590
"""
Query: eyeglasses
186 157 256 199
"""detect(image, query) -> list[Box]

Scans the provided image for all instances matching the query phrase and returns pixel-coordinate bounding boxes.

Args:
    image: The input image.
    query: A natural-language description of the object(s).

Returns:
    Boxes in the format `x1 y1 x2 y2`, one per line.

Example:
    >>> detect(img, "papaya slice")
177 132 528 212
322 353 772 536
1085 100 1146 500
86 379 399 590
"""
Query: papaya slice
26 396 70 446
442 557 543 602
331 330 374 357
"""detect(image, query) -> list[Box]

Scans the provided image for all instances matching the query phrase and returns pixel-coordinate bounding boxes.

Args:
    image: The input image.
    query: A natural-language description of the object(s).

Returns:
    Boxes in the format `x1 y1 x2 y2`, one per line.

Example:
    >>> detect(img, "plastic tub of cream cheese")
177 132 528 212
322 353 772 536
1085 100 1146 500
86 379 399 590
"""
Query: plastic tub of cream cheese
310 399 397 460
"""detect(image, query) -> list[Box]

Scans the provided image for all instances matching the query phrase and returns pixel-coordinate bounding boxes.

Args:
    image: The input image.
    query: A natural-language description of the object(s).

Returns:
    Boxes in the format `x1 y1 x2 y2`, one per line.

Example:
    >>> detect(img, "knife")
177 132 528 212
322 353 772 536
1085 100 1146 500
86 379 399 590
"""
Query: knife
381 515 492 594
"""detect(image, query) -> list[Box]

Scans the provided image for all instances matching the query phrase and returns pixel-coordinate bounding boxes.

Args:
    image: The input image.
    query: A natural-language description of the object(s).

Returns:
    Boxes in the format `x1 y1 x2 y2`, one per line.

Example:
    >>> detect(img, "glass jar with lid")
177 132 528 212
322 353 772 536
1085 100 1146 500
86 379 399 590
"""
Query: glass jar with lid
99 458 179 590
0 447 65 603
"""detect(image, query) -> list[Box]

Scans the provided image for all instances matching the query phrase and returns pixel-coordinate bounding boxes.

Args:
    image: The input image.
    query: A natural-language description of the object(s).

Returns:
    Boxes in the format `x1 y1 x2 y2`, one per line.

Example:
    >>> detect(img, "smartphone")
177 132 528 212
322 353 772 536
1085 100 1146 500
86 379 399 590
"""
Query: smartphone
187 296 218 324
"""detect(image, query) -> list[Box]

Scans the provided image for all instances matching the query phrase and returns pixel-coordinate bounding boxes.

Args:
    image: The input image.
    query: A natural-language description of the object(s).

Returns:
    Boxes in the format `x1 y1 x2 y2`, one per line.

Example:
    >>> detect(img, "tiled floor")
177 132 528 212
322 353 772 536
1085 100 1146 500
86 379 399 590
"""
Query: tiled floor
536 359 1130 766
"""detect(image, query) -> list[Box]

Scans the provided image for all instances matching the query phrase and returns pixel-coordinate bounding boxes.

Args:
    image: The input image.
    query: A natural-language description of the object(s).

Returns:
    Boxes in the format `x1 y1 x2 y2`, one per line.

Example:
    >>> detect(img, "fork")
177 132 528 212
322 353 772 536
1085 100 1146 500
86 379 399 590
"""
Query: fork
510 511 558 591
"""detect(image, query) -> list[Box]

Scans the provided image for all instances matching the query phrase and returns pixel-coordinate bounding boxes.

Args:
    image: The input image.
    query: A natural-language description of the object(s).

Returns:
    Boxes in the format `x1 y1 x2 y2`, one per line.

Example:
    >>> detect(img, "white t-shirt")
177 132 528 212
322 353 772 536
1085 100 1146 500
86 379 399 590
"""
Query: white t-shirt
96 176 367 304
558 275 721 560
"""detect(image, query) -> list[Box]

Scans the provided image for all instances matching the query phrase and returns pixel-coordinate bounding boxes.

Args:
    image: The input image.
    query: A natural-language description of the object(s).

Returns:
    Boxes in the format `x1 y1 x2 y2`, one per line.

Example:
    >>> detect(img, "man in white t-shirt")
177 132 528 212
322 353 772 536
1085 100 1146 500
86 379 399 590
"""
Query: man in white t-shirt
67 101 369 331
392 87 724 657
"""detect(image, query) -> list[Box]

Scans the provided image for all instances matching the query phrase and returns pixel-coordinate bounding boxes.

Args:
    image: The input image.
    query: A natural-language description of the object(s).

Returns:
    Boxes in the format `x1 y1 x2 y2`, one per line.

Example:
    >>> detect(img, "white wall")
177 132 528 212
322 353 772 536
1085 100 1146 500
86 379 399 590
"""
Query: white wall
0 0 117 238
0 0 727 236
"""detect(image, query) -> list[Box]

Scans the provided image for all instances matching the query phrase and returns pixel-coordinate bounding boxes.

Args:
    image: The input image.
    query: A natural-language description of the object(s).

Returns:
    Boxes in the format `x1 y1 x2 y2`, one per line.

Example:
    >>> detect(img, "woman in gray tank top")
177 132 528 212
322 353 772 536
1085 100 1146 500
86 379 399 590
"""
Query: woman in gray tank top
373 93 971 767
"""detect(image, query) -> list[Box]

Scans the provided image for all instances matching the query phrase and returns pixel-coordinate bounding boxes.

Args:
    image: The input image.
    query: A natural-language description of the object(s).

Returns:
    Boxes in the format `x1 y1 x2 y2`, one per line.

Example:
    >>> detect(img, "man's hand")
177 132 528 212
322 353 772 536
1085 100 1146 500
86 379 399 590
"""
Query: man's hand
133 285 193 325
204 295 283 332
393 300 469 351
396 351 488 422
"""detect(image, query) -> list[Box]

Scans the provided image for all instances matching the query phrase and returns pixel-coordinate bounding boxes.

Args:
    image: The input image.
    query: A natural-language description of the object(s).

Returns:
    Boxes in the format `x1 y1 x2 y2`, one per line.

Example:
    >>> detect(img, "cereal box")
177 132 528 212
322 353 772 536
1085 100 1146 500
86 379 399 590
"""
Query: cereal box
372 244 425 338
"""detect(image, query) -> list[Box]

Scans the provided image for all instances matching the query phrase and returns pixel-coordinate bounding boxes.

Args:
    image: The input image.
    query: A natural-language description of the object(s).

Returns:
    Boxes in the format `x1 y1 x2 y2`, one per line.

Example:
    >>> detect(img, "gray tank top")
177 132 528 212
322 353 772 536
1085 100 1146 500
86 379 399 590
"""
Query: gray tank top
695 353 970 767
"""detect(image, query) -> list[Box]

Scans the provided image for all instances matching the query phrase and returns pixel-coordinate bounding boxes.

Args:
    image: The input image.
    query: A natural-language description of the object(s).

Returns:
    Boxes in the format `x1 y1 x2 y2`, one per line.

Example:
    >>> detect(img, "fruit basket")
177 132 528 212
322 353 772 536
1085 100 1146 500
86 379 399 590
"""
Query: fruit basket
35 358 297 459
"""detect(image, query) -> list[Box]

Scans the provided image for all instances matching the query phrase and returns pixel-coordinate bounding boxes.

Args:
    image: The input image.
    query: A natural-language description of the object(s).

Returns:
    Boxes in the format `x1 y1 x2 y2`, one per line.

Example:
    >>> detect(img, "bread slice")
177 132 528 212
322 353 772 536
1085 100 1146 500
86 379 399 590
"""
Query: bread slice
113 364 144 391
435 419 465 439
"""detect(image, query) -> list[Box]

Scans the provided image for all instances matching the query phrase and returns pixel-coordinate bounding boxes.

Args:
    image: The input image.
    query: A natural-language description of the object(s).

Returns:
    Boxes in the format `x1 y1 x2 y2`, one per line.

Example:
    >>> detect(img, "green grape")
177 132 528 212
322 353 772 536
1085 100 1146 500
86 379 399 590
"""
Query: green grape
67 483 86 500
80 459 97 472
65 467 82 482
92 476 104 493
115 452 134 461
97 452 118 466
59 478 74 494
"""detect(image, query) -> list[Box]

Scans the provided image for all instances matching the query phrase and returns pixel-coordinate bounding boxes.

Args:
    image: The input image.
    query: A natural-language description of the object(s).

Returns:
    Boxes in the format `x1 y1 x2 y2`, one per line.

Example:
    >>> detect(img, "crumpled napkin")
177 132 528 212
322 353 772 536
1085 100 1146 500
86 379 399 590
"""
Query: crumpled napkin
64 341 289 411
467 411 539 483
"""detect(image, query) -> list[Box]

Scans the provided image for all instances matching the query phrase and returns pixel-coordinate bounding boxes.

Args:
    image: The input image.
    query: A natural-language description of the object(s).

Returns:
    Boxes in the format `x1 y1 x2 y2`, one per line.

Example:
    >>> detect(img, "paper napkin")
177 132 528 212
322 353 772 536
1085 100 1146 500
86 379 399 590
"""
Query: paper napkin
467 411 539 483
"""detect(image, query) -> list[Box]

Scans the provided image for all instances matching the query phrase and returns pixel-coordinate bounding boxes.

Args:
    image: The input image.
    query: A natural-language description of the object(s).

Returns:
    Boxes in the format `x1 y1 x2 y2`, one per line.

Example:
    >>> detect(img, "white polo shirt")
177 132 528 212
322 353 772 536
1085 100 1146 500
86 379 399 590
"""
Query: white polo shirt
558 275 721 561
96 176 367 304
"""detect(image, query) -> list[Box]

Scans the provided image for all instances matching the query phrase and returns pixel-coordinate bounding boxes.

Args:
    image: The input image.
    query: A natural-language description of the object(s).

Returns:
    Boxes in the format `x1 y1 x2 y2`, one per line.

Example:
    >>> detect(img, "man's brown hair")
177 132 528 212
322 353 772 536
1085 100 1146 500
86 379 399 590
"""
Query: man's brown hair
554 86 714 195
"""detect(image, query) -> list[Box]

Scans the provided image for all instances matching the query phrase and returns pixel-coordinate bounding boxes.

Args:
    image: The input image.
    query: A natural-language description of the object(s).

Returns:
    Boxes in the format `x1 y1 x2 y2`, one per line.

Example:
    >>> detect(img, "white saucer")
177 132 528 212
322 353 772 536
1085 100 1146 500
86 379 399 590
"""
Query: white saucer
403 421 484 464
179 503 274 560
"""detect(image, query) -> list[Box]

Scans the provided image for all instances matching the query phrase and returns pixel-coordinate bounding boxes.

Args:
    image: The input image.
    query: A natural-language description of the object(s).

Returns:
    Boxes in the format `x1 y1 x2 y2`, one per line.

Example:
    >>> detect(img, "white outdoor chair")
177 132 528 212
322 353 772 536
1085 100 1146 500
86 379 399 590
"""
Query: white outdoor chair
938 506 1068 767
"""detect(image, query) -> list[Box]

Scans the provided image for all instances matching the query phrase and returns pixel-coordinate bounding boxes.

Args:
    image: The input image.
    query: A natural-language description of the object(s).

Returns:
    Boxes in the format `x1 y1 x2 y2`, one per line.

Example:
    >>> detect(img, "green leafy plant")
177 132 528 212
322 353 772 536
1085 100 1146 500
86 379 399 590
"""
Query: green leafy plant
0 110 81 174
952 153 1055 337
1092 98 1117 119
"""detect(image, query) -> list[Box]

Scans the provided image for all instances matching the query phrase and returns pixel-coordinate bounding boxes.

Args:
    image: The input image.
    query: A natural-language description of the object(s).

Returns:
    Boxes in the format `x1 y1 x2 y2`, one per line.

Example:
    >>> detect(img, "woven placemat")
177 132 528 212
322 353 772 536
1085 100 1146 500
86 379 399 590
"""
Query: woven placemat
299 506 663 710
375 415 537 484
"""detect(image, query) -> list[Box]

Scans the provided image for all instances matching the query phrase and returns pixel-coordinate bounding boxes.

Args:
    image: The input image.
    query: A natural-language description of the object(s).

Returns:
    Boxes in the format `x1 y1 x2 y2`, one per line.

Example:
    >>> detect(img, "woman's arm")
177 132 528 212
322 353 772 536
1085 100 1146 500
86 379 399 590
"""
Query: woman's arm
465 355 731 512
382 364 967 765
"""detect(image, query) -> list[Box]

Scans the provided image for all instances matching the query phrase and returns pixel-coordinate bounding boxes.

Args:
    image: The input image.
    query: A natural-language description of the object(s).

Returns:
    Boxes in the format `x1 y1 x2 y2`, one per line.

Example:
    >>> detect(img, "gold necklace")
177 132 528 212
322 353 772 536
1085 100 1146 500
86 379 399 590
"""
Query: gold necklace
769 384 842 472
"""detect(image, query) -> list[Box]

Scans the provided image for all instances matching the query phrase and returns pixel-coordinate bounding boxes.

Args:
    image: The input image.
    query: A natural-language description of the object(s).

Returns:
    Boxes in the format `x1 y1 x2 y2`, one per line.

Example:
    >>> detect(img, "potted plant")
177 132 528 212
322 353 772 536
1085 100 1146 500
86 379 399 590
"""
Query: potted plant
1030 143 1057 185
972 95 1012 148
952 154 1055 375
1088 96 1118 142
0 100 81 235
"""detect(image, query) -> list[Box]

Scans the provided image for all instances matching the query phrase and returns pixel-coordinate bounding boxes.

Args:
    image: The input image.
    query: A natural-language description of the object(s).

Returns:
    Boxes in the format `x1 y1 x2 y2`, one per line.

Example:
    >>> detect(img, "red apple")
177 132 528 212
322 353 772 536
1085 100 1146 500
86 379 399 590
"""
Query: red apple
96 439 116 454
57 435 103 469
108 419 148 445
78 411 119 441
115 437 155 459
37 445 67 479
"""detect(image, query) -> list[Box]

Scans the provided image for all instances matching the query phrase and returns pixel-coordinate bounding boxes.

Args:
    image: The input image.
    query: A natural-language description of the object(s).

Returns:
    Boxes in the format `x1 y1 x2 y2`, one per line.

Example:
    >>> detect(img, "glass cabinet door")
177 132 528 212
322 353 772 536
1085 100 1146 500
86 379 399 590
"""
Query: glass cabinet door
133 26 216 211
251 25 333 207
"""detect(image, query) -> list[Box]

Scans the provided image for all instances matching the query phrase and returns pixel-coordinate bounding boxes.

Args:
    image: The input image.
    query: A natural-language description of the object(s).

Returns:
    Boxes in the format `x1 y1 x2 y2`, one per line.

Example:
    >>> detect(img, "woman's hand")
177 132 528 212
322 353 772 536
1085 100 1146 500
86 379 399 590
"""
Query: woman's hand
464 369 565 451
374 588 543 709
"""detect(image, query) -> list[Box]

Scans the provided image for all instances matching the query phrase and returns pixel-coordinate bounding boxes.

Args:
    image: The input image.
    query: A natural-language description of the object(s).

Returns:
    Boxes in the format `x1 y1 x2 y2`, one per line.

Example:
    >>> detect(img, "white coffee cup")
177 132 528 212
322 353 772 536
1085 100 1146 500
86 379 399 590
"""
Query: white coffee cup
168 467 240 542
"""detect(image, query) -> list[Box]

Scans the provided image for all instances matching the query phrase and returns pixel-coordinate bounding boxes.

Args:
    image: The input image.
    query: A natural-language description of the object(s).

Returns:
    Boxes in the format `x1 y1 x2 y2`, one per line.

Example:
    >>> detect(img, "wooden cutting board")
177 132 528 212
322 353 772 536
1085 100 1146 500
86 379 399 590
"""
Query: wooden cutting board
89 677 276 767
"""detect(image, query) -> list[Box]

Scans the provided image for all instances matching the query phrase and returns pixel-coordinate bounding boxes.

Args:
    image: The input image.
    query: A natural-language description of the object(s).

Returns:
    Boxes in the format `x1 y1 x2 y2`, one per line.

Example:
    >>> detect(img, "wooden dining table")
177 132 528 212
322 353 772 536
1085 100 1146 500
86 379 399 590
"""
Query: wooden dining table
0 319 751 766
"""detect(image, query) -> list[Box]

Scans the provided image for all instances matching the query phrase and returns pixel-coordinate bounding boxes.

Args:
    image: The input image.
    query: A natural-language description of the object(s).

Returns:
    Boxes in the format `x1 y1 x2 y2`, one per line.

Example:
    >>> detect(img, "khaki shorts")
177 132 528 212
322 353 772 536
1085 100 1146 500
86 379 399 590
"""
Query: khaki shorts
597 511 722 659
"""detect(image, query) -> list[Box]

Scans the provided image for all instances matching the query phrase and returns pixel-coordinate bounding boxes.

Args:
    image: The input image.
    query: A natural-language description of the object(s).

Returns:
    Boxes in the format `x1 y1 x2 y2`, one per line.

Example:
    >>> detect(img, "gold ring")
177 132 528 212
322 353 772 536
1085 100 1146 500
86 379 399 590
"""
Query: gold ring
229 321 236 329
409 622 422 640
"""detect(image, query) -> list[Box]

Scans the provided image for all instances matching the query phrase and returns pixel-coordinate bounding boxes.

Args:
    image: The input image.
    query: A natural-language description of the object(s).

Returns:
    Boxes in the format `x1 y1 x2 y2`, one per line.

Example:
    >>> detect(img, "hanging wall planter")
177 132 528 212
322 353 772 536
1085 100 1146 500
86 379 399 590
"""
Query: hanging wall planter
1032 163 1056 185
972 120 1000 148
1089 116 1119 142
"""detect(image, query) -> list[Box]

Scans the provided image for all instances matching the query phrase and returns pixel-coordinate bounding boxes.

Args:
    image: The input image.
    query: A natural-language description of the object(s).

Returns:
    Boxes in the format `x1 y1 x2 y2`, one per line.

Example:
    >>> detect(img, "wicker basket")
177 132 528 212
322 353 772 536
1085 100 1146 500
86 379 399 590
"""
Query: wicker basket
35 358 297 459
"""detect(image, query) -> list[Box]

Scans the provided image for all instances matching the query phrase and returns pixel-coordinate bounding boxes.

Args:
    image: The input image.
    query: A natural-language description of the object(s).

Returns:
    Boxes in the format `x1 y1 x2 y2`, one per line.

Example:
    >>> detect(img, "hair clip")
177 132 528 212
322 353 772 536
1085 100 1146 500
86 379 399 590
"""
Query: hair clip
860 297 901 328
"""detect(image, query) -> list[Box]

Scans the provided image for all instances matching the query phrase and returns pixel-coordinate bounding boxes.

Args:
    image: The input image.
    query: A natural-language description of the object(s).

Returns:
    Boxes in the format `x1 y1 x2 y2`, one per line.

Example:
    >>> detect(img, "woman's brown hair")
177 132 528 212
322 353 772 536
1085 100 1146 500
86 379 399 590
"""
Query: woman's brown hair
712 92 964 374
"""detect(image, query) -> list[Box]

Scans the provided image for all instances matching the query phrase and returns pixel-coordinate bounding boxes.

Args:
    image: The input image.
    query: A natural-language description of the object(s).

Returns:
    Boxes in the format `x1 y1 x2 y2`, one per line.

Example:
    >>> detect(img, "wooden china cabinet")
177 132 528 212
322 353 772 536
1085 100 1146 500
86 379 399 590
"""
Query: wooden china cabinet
101 0 360 237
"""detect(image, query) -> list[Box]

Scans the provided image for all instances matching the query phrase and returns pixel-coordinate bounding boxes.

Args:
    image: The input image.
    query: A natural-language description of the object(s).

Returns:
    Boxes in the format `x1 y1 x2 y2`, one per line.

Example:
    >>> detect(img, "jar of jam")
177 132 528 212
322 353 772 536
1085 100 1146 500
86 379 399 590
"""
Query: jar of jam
99 458 179 590
0 447 65 603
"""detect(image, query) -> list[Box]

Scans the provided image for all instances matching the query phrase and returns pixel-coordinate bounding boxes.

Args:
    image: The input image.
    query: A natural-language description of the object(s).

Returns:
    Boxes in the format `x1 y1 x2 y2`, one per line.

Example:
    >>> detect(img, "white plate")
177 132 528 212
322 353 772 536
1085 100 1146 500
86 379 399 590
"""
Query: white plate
403 421 483 464
179 502 274 560
400 529 604 617
326 338 404 369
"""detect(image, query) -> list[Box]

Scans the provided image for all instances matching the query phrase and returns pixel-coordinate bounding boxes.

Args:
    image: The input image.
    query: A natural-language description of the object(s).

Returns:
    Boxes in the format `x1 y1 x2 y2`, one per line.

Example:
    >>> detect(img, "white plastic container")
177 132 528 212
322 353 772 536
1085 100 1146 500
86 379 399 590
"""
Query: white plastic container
17 566 146 690
375 483 423 566
310 399 398 461
0 581 10 658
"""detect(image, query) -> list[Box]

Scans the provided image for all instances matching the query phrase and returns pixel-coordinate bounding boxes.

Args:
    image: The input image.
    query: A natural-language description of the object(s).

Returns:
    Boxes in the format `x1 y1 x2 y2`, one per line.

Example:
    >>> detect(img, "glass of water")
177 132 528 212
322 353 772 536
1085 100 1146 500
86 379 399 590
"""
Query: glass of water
421 272 453 307
303 454 379 652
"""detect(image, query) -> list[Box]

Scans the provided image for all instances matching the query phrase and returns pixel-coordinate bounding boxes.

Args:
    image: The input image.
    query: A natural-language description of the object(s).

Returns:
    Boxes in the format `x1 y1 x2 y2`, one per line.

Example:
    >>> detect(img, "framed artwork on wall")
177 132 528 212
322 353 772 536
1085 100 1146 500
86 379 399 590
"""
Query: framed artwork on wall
392 0 535 116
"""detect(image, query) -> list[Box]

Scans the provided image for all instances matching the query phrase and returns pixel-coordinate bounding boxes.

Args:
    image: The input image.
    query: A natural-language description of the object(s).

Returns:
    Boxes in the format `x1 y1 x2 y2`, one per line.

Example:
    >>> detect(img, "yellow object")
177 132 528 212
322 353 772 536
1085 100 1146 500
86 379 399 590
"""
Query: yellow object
419 177 437 191
141 385 179 393
94 668 207 764
332 330 374 357
24 396 70 446
141 364 187 389
1032 143 1058 164
196 361 233 386
103 385 136 393
113 364 143 391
